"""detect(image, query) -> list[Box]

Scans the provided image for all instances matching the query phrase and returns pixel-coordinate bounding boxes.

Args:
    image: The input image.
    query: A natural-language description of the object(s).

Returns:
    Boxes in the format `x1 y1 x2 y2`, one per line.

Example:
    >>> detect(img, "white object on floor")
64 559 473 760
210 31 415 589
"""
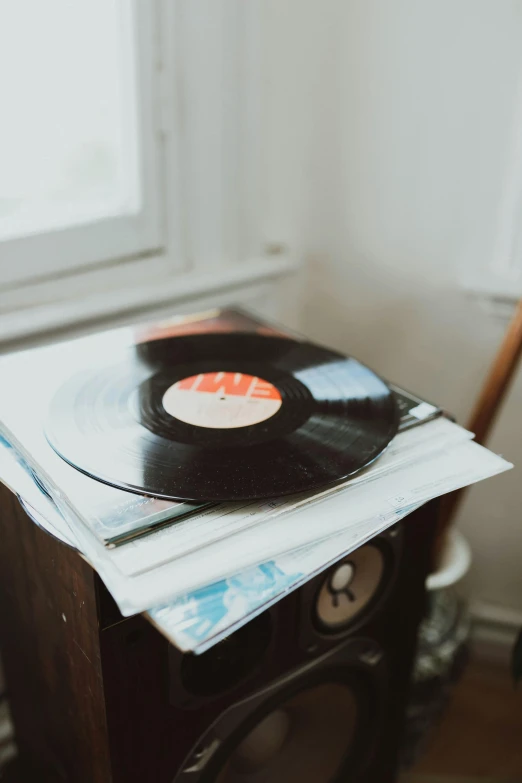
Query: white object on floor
426 529 472 591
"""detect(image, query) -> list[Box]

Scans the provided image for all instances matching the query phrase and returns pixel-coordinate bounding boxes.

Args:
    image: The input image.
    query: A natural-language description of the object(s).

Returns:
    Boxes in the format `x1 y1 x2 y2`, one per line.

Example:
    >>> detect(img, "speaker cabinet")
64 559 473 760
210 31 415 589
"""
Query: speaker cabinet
0 485 438 783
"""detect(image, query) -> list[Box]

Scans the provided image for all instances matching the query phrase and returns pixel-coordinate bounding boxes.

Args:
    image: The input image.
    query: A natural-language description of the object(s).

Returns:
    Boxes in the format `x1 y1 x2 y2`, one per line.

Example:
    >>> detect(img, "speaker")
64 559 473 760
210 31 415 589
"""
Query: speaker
100 505 435 783
0 488 438 783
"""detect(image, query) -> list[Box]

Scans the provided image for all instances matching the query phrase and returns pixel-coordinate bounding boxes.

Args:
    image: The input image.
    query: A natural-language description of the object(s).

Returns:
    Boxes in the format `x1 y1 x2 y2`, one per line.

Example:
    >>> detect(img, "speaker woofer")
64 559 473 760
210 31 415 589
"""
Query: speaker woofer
215 682 357 783
198 667 376 783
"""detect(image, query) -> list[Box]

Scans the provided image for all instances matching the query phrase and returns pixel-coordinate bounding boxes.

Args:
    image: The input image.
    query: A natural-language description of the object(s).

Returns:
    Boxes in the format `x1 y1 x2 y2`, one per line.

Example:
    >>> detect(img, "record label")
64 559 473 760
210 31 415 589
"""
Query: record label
161 371 282 429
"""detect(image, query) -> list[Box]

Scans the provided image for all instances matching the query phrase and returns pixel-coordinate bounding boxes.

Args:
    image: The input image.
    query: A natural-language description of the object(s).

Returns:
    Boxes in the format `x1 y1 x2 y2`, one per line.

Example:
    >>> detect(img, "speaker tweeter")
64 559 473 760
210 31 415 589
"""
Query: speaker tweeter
299 523 404 653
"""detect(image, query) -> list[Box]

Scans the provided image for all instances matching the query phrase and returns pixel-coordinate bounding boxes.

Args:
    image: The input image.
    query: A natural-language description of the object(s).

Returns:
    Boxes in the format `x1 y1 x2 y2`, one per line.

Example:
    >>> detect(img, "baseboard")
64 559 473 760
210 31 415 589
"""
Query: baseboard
469 600 522 666
400 776 521 782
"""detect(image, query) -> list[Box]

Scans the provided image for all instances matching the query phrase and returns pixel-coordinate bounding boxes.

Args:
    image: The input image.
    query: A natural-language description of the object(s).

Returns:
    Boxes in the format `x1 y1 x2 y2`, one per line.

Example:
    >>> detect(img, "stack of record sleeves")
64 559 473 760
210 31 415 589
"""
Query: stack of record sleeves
0 308 512 653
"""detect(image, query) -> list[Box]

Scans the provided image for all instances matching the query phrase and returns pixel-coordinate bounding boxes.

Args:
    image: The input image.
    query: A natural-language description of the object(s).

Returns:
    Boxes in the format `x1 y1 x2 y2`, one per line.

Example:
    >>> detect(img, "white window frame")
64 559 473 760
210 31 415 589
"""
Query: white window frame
0 0 297 345
0 0 166 288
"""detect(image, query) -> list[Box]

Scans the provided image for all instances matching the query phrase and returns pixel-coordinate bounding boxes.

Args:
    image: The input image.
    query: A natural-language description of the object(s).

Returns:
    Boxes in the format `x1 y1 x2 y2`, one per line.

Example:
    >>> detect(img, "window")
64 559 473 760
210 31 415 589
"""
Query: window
0 0 291 341
0 0 162 286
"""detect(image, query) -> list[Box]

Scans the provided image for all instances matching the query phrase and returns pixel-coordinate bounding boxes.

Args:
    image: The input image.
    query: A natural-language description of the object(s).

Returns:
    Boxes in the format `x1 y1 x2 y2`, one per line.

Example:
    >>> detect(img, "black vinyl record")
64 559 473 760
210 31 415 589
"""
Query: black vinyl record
45 333 399 502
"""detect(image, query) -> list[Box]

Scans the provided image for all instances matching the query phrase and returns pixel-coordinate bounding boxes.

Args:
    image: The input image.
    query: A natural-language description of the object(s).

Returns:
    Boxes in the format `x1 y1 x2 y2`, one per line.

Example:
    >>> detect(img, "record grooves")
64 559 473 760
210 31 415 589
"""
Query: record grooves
45 333 399 502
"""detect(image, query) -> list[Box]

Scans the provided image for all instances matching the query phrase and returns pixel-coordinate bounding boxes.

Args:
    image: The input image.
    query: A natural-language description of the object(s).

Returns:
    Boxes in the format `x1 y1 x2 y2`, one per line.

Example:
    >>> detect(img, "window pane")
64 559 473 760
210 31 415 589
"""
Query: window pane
0 0 141 241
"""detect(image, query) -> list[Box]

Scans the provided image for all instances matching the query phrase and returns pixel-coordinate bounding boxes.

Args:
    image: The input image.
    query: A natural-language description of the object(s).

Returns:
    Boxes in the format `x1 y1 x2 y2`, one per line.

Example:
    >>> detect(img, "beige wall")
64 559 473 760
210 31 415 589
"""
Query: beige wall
263 0 522 615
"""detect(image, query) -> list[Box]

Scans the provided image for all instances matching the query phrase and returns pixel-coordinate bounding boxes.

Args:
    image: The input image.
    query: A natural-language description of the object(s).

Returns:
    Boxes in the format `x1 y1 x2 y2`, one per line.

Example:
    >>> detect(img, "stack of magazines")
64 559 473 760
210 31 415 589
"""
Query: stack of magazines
0 308 512 654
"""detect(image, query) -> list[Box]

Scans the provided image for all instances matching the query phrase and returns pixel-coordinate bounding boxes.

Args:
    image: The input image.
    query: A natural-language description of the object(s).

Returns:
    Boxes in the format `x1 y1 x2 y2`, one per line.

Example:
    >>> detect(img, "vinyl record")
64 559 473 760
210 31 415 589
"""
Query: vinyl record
45 333 399 502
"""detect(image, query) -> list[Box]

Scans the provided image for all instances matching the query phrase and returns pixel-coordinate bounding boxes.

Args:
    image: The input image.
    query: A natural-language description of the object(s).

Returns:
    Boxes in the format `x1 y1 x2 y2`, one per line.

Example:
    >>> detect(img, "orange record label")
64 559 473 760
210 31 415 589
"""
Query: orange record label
162 372 282 429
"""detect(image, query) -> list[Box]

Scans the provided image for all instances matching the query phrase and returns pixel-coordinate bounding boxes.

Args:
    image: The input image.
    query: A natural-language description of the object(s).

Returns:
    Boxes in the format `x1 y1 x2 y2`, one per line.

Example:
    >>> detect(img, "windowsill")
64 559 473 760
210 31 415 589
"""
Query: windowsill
459 269 522 319
0 252 300 351
460 268 522 301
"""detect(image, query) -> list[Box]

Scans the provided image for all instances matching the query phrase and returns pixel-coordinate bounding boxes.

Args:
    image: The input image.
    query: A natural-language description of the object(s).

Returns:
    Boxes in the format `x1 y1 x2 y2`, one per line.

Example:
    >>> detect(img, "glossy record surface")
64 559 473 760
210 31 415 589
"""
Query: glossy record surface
45 333 399 502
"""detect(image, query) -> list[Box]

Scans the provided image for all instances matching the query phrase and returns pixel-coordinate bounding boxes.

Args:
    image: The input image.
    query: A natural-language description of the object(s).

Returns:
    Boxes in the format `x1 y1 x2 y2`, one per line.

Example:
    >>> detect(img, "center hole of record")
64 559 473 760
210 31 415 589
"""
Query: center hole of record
161 371 283 429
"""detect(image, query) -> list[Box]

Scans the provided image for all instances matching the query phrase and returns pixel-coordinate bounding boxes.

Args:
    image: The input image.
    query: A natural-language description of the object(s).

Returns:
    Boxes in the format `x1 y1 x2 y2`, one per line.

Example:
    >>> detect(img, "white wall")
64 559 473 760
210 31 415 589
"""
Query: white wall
263 0 522 616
